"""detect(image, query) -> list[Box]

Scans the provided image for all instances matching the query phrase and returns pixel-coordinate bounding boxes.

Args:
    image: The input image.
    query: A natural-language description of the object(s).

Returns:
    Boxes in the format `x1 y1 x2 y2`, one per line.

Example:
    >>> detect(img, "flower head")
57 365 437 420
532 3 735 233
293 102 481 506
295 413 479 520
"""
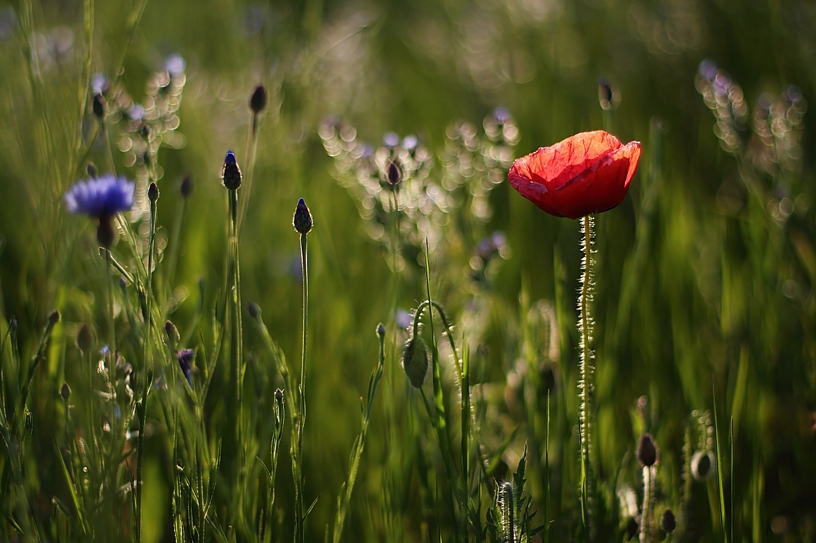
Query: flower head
507 130 641 219
221 150 242 190
64 175 135 218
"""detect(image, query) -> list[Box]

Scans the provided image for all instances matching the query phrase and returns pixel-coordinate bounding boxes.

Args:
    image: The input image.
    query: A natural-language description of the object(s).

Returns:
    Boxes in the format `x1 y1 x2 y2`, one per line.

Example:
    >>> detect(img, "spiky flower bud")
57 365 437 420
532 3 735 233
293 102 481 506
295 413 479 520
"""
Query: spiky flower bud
637 433 658 467
386 159 402 186
221 150 242 190
293 198 313 235
402 336 429 388
60 383 71 400
691 450 715 480
248 302 262 320
148 182 159 203
661 509 676 534
250 84 268 113
77 324 93 353
180 175 193 198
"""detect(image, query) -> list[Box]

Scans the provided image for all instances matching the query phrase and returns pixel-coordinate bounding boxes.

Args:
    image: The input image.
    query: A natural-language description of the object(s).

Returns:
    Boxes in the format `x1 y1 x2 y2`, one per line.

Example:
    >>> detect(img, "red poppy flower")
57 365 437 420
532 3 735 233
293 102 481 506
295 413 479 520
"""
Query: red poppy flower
507 130 642 219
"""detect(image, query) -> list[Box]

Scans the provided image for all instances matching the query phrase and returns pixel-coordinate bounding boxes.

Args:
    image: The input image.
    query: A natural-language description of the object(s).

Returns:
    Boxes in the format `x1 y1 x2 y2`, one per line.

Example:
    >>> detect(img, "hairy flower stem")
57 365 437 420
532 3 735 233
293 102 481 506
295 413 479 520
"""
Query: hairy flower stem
294 232 309 543
578 214 595 541
640 466 653 543
227 188 245 516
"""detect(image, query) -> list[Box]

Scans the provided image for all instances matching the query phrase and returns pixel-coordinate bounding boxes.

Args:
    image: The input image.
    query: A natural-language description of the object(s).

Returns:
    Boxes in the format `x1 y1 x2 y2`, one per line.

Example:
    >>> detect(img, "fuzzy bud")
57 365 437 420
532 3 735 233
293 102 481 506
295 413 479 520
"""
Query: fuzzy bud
148 182 159 203
637 433 658 467
221 150 242 190
293 198 313 235
402 336 429 388
250 84 268 113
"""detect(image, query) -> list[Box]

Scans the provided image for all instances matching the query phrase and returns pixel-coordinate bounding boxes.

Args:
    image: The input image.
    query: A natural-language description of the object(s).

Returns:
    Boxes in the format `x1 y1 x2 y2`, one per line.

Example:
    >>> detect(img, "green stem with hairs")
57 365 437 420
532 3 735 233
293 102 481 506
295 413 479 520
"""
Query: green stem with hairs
294 231 309 543
578 214 595 541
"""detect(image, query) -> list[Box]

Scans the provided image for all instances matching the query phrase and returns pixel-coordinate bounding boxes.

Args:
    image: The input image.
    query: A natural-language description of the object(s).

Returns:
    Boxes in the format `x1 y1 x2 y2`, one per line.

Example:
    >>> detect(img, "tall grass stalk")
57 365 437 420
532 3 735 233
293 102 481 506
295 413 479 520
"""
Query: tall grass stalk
578 214 596 540
712 381 728 543
332 323 385 543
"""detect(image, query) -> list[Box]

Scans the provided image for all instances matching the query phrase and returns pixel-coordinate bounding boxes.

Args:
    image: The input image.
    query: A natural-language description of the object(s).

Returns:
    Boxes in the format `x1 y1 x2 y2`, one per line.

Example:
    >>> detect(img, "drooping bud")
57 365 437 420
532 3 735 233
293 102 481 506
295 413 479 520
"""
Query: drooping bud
402 336 429 388
179 175 193 198
661 509 676 534
691 450 715 480
92 93 105 119
250 84 268 114
221 150 242 190
386 159 402 186
637 433 658 467
148 182 159 203
77 324 93 353
293 198 313 235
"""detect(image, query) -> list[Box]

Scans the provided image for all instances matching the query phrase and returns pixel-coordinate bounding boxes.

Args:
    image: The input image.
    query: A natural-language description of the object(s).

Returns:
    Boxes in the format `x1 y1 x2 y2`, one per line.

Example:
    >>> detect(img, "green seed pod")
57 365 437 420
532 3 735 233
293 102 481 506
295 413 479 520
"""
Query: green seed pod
402 336 429 388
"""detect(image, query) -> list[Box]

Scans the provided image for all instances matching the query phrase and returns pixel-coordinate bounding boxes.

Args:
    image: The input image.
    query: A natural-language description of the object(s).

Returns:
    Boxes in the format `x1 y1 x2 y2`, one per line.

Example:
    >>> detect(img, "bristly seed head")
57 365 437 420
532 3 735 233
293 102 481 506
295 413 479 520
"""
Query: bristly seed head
250 84 268 114
402 336 429 388
221 150 242 190
293 198 313 234
637 433 658 467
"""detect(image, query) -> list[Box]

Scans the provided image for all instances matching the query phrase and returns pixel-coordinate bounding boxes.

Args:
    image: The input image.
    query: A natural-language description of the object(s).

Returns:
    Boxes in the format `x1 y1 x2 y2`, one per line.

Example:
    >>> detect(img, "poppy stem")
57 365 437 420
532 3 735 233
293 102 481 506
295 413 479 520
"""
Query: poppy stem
578 214 595 540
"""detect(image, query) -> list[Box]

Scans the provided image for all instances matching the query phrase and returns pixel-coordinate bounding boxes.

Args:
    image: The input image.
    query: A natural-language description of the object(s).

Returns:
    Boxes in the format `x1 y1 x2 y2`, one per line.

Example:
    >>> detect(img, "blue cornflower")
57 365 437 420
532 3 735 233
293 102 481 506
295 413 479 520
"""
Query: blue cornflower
221 150 242 190
64 175 135 218
177 349 194 387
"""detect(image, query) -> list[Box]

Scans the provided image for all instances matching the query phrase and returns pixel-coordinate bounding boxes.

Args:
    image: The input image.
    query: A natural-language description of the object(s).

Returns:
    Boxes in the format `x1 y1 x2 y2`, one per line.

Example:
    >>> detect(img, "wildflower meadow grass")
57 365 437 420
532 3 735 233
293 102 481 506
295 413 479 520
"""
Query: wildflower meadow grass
0 0 815 542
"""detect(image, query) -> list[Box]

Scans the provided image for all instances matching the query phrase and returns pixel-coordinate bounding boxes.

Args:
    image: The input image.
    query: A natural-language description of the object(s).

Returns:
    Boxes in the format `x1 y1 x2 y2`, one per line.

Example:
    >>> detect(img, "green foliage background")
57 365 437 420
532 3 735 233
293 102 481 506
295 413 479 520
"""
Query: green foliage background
0 0 815 541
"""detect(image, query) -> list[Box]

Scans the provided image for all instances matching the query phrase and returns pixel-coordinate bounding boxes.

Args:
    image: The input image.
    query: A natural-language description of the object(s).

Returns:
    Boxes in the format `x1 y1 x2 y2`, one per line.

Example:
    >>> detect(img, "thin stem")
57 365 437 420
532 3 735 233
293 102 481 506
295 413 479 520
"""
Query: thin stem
237 113 260 236
295 232 309 543
640 466 652 543
578 214 595 541
228 188 245 526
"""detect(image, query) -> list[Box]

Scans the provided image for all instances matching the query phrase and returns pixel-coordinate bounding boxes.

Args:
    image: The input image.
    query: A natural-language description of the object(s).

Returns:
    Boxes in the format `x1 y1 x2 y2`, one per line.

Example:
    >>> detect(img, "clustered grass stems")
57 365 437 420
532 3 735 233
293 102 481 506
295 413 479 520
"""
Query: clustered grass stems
578 213 596 540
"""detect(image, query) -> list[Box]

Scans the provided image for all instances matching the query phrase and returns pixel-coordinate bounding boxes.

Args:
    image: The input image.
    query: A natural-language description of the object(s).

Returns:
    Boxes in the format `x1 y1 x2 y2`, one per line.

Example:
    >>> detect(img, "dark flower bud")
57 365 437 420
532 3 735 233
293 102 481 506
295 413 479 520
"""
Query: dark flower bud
293 198 313 235
221 150 242 190
386 159 402 186
165 320 180 349
48 310 61 326
625 517 639 541
691 450 715 480
661 509 676 534
60 383 71 400
274 388 284 402
402 336 429 388
148 182 159 203
77 324 93 353
248 302 261 320
179 175 193 198
177 349 194 387
376 322 386 338
637 433 658 467
250 84 268 113
87 163 98 178
92 93 105 119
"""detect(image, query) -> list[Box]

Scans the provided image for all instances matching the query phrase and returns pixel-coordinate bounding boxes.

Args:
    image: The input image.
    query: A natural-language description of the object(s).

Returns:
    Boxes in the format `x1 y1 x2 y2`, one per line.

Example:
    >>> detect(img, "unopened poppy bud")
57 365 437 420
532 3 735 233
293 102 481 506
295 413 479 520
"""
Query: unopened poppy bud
250 84 268 113
48 310 61 326
402 336 429 388
386 159 402 186
691 450 715 480
60 383 71 400
97 217 115 248
376 322 386 338
77 324 93 352
165 320 180 349
221 150 242 190
148 182 159 203
248 302 262 320
180 175 193 198
624 517 639 541
661 509 676 534
87 163 98 178
637 433 658 466
293 198 313 234
92 93 105 119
